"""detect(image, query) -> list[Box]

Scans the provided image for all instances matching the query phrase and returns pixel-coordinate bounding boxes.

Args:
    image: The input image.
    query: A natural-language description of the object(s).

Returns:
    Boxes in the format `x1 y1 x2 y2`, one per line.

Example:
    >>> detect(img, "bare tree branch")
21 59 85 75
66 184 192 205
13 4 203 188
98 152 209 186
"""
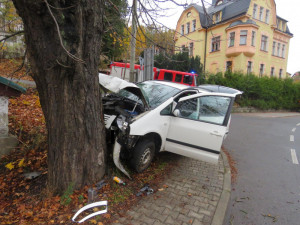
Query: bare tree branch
0 30 24 42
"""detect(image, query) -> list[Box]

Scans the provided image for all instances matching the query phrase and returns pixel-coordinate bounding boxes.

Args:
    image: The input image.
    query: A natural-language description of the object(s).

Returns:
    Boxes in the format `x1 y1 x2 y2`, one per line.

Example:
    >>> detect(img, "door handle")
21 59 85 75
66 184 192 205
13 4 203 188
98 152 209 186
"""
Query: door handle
210 132 222 137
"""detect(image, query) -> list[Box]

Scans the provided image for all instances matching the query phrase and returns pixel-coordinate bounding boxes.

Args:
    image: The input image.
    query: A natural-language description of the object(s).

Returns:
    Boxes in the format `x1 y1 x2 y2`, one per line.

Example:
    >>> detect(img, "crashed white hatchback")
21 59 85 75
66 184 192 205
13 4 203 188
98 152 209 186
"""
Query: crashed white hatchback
99 73 242 177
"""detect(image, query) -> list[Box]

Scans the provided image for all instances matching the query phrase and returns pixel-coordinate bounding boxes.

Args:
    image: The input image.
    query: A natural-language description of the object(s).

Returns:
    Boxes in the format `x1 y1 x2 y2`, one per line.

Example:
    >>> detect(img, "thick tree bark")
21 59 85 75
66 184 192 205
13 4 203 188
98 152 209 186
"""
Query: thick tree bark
12 0 106 194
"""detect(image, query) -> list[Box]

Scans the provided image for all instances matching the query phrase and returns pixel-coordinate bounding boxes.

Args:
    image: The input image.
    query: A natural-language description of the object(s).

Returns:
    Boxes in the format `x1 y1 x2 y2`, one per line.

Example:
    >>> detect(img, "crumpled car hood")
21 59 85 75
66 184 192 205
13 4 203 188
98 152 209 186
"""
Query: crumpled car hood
99 73 149 108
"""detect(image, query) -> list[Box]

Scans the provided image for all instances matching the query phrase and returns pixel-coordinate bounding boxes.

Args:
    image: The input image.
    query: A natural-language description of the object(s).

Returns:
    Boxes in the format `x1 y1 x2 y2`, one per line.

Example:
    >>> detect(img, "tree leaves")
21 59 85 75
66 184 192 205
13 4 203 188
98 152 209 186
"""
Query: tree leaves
5 162 14 170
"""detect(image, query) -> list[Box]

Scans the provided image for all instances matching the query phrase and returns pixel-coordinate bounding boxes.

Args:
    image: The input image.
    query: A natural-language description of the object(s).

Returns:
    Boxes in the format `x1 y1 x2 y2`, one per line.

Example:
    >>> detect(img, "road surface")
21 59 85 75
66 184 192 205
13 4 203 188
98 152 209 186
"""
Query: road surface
223 112 300 225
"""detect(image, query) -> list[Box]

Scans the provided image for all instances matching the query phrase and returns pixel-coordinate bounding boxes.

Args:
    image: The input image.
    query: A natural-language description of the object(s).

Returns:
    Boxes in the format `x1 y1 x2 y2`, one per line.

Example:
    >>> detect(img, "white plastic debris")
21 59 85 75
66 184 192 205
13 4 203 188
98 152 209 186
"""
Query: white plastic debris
72 201 108 223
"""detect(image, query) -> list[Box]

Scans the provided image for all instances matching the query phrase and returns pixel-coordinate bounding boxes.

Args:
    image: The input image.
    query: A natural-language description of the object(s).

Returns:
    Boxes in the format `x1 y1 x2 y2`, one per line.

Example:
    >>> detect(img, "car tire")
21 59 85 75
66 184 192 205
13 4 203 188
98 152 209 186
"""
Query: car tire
131 139 155 173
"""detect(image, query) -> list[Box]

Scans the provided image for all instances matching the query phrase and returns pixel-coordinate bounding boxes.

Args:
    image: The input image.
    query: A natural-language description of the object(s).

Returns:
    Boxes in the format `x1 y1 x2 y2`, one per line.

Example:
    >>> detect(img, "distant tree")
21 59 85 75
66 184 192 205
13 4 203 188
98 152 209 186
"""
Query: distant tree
144 25 175 55
100 0 127 62
0 0 24 58
122 25 147 60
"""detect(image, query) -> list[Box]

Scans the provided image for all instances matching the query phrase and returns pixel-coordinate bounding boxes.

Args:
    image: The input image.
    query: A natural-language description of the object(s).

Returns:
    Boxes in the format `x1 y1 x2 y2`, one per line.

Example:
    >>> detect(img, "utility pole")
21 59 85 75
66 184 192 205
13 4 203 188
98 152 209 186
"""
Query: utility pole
129 0 137 82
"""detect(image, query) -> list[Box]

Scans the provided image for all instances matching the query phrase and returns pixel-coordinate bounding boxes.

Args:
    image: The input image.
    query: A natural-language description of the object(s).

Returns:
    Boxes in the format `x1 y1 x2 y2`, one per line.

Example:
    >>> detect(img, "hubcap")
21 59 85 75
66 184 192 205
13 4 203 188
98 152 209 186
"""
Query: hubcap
140 148 151 166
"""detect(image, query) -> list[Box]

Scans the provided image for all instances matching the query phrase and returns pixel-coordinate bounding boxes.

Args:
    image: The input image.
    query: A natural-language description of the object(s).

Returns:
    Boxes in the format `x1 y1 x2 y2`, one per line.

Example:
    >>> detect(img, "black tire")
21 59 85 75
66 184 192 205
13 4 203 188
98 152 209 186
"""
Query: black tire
131 139 155 173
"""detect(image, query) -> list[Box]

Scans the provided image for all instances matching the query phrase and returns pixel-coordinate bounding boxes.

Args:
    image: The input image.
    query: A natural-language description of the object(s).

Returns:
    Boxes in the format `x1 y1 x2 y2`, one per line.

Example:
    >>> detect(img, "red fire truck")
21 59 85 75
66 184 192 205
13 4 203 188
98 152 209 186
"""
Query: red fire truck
109 62 198 86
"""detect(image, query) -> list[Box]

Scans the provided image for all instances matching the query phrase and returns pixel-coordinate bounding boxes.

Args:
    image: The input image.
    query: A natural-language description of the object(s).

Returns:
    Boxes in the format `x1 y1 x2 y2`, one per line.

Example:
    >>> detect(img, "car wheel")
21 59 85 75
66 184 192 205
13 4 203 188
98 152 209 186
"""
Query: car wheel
131 139 155 173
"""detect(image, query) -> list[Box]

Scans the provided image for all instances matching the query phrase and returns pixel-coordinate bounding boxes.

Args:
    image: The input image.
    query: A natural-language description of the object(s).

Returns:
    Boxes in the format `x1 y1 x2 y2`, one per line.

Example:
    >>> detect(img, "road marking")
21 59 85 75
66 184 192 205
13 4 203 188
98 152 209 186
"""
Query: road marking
297 123 300 126
292 128 296 132
291 149 299 165
290 135 294 142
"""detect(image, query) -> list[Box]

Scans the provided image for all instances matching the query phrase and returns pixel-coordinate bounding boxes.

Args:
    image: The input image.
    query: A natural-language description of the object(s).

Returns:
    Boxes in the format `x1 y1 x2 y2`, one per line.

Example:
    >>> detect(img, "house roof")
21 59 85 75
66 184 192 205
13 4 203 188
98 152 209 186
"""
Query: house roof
0 76 26 94
188 0 251 28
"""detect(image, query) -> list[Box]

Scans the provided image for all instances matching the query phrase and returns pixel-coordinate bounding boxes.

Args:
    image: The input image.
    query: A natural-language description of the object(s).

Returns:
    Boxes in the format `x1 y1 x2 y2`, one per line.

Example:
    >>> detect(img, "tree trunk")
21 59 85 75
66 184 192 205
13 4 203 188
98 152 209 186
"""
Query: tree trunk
12 0 106 194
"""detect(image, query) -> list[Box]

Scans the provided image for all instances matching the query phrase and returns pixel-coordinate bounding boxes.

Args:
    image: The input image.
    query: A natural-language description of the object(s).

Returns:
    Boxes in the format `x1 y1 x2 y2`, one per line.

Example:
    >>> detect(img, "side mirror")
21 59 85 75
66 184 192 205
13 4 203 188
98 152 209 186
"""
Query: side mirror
173 109 180 117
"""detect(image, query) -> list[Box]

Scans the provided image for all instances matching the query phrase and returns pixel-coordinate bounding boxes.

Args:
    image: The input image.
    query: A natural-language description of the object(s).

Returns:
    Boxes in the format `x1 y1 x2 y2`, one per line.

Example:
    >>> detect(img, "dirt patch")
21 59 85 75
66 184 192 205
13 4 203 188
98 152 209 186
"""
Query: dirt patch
222 148 237 184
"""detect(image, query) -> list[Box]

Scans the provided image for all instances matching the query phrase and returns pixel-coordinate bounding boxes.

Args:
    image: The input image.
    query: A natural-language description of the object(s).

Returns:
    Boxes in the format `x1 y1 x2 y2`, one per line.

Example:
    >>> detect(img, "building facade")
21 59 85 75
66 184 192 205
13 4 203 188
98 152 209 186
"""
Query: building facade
174 0 293 78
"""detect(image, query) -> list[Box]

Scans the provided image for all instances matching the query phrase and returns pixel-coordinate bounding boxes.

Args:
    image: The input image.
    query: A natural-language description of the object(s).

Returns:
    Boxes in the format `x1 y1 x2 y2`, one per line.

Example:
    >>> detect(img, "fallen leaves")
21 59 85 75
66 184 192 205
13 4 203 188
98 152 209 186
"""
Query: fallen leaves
0 80 179 225
5 162 14 170
262 214 278 222
0 59 33 81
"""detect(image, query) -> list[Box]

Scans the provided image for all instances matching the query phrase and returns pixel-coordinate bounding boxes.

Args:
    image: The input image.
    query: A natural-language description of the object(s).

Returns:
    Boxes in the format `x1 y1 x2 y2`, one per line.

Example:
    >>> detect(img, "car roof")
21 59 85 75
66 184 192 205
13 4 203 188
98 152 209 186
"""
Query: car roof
198 84 243 95
139 81 242 97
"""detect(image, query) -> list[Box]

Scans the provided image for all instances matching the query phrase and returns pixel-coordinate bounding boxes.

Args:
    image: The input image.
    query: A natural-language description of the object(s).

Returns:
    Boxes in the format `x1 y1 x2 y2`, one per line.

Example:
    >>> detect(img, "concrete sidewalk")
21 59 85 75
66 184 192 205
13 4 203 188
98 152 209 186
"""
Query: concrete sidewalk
112 151 231 225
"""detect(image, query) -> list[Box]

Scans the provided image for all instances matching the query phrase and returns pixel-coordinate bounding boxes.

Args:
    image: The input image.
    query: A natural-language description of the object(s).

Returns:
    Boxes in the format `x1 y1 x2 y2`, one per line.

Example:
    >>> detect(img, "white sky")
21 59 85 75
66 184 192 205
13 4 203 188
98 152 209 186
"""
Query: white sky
154 0 300 74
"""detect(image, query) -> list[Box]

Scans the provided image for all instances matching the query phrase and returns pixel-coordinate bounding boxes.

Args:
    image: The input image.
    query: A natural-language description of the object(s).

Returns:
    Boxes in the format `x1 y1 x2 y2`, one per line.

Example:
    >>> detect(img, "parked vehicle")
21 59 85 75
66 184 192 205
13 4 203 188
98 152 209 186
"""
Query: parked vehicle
153 68 198 86
99 73 242 177
109 62 198 86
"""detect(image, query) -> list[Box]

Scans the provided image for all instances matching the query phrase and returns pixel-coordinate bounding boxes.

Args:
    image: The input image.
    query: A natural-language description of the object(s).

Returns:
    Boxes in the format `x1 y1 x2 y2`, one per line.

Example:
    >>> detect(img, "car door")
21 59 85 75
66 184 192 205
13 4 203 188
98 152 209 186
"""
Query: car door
164 92 235 164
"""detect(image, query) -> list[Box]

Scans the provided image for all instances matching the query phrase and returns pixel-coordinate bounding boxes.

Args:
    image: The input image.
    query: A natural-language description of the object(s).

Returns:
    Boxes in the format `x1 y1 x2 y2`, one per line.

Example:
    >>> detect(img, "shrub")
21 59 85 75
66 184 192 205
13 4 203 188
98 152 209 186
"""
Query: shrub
205 72 300 111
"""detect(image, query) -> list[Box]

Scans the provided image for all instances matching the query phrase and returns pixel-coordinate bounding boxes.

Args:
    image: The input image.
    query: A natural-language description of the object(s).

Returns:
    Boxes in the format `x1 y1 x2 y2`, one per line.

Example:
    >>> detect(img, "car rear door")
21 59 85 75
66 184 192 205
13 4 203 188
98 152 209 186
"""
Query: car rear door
164 92 235 164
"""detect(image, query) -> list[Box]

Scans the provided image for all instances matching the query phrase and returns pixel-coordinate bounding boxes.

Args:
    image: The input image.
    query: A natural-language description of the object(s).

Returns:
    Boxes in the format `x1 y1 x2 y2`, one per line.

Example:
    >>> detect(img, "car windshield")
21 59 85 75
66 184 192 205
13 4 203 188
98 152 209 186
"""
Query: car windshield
118 81 180 109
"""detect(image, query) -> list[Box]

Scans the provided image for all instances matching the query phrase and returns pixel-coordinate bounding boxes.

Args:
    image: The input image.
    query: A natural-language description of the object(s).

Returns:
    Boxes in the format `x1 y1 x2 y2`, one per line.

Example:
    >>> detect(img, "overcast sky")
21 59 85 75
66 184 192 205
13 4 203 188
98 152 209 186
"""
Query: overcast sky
155 0 300 75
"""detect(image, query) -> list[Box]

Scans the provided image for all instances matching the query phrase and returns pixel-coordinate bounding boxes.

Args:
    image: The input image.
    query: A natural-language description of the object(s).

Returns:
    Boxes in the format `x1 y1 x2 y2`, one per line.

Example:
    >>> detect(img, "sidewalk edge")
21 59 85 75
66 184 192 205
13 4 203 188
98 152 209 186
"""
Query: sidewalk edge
211 150 231 225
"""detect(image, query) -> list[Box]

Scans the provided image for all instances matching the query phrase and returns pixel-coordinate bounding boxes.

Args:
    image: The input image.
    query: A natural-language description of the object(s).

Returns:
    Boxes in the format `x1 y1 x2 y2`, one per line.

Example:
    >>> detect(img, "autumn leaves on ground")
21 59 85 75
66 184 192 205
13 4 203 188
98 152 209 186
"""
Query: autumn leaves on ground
0 59 178 225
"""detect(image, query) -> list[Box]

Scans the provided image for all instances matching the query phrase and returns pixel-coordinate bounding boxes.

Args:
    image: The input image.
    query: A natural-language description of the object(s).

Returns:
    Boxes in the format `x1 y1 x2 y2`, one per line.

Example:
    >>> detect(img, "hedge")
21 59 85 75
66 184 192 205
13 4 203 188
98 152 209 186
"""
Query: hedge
204 72 300 111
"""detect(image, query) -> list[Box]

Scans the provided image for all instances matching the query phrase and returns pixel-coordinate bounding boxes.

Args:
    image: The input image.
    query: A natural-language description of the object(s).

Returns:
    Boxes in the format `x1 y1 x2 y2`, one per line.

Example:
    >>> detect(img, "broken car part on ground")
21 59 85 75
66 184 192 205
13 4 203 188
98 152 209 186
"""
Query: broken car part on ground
99 73 242 177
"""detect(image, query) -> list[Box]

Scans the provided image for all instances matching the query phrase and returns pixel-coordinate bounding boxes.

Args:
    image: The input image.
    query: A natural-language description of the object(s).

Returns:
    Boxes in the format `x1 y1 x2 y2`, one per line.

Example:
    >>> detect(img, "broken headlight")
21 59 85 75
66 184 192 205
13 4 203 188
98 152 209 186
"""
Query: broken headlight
116 115 129 132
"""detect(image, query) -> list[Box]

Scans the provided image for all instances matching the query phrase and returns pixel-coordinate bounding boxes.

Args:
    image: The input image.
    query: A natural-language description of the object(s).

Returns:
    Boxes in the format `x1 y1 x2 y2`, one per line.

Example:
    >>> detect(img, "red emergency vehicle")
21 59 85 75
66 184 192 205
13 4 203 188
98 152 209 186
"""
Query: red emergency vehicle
109 62 198 86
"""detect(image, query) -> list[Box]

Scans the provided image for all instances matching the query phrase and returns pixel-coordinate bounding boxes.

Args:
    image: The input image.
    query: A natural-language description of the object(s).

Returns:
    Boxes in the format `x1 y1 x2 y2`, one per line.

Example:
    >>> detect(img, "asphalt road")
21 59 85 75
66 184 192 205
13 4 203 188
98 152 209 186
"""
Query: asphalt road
223 112 300 225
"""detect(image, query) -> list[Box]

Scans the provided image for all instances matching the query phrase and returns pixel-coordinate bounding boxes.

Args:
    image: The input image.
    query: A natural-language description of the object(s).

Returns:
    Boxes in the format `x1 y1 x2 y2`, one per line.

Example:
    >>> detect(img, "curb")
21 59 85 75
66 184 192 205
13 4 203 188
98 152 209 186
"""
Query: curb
211 150 231 225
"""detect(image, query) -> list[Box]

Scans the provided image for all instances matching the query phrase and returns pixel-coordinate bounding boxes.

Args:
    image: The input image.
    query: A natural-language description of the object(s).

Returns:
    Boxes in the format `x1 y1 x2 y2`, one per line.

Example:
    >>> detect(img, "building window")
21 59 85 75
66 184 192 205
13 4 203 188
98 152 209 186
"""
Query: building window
279 69 283 78
265 9 270 23
272 41 276 55
282 44 286 58
247 61 252 74
251 31 256 46
282 22 286 32
277 19 280 29
181 45 186 53
270 67 275 77
226 61 232 72
260 35 268 51
259 64 265 77
259 7 264 21
186 22 190 34
189 42 194 56
192 20 196 32
187 12 191 17
277 43 281 57
253 4 257 19
181 25 184 35
215 11 221 23
211 36 221 52
240 30 247 45
229 32 235 47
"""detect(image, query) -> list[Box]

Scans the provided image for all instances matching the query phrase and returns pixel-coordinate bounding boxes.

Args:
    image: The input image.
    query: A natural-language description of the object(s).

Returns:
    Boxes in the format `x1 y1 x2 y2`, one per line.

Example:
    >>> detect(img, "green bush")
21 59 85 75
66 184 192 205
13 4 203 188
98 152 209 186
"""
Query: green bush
205 72 300 111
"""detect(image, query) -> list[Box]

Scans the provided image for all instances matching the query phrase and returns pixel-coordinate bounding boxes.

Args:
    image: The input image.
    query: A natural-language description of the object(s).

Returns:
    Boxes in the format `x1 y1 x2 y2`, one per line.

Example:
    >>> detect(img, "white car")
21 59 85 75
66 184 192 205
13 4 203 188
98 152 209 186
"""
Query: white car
99 74 242 177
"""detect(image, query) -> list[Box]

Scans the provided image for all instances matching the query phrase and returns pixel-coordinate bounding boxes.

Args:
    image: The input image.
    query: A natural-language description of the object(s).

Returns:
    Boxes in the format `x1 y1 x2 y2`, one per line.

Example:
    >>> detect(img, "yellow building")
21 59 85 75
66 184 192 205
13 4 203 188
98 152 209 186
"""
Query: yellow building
174 0 293 78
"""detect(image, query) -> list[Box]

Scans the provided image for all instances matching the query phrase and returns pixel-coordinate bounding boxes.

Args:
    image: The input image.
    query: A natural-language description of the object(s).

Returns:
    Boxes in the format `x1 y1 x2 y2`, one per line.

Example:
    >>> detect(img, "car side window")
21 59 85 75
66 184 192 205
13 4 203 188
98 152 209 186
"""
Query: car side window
175 74 182 82
183 75 193 85
175 96 231 125
164 72 173 81
160 103 172 115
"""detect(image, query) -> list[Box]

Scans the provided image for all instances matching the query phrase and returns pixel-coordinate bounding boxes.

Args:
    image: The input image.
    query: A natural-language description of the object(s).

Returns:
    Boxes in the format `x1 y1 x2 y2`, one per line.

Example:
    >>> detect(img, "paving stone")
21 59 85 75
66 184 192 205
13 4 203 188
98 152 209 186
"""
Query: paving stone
151 211 167 223
188 210 205 220
165 215 176 224
112 154 225 225
192 219 204 225
177 213 191 223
